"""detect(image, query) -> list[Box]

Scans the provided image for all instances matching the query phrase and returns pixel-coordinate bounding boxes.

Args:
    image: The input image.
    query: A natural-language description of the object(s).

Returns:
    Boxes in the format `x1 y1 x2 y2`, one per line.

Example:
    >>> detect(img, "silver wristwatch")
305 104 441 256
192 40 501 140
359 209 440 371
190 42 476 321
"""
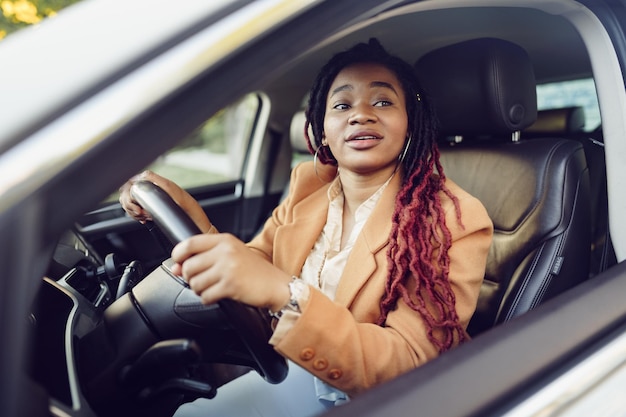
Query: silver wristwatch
269 277 305 319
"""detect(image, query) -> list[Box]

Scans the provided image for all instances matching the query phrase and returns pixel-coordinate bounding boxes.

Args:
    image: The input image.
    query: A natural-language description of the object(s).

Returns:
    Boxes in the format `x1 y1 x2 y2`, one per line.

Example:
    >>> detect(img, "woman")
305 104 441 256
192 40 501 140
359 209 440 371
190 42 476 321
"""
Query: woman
120 39 493 416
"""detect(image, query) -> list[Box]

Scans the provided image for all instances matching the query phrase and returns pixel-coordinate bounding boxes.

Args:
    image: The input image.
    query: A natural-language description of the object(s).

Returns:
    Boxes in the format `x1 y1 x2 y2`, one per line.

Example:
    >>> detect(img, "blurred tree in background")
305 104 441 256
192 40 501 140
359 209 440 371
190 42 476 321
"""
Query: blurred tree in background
0 0 81 40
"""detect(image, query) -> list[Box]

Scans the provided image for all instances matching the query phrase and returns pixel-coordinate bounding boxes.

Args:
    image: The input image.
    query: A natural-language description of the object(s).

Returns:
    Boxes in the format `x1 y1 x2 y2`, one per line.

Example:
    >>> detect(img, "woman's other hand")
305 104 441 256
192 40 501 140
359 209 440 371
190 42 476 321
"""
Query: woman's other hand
118 170 213 233
119 170 159 223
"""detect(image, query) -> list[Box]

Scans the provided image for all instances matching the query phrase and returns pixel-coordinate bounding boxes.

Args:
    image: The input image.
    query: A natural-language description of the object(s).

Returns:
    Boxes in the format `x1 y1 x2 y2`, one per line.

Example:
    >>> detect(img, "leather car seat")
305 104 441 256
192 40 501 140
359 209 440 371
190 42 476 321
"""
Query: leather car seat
415 38 592 336
525 107 614 276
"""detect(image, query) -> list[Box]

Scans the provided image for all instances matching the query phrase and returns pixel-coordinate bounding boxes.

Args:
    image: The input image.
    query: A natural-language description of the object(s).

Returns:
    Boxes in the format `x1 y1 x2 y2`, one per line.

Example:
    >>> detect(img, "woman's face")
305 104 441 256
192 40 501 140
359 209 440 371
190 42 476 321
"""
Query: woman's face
323 62 408 176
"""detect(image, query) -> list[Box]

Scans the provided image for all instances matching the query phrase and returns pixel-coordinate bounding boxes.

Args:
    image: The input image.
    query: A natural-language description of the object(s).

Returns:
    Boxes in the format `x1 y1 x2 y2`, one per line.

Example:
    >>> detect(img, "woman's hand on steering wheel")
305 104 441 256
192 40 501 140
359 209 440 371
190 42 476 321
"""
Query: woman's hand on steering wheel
128 179 289 383
119 170 212 233
170 233 292 313
119 171 174 223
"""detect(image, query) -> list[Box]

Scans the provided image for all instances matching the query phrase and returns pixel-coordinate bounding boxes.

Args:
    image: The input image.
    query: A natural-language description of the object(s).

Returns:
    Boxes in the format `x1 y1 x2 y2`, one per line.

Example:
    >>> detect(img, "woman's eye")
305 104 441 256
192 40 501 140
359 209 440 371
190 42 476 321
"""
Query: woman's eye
374 100 392 107
333 103 350 110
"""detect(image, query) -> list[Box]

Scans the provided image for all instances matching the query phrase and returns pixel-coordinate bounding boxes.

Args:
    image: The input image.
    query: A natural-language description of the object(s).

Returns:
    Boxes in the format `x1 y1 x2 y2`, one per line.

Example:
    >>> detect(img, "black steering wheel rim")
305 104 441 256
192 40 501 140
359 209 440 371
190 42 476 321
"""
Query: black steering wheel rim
130 180 288 384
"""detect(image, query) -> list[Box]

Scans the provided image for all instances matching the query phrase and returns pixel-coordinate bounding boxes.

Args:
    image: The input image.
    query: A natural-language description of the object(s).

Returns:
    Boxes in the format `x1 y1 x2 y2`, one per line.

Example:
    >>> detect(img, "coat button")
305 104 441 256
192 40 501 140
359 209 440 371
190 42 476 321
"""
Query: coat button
300 347 315 361
313 358 328 370
328 368 343 380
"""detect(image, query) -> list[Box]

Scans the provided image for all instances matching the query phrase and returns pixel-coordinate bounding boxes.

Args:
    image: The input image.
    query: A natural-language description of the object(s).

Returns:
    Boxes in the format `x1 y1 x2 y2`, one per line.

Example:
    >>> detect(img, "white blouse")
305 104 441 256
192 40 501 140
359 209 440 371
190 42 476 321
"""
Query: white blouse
300 175 392 300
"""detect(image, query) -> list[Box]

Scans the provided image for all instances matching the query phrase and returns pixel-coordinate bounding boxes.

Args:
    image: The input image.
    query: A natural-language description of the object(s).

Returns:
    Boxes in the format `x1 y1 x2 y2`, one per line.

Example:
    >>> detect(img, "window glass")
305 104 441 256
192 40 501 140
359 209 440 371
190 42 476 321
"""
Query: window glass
148 93 259 189
536 78 601 131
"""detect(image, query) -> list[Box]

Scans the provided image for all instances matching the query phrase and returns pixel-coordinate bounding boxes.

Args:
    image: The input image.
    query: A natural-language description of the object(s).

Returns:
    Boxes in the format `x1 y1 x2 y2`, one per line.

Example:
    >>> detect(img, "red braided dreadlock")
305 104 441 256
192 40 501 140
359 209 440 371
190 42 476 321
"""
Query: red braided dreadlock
305 39 467 352
381 147 466 352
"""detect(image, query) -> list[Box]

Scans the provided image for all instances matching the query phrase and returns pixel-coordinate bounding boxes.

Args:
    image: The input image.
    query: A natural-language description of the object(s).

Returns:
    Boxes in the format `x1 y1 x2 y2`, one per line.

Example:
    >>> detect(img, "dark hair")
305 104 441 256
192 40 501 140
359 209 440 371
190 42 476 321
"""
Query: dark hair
305 38 467 352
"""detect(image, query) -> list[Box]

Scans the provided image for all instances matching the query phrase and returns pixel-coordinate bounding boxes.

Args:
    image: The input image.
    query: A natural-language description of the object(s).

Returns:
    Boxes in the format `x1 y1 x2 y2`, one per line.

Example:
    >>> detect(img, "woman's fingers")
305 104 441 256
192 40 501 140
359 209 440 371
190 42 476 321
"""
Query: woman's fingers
120 170 213 233
119 171 157 221
119 170 183 223
172 234 239 304
171 234 292 309
171 233 220 266
123 200 152 223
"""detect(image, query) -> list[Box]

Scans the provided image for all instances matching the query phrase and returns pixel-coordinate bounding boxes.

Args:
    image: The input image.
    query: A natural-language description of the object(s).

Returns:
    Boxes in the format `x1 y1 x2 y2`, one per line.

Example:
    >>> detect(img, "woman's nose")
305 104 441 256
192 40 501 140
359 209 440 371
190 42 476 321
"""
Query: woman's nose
348 104 377 124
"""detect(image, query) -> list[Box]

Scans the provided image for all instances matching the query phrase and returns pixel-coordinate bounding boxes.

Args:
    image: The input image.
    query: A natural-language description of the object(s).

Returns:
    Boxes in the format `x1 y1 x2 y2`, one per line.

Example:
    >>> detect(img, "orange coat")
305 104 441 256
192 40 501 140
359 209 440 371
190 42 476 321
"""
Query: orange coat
248 161 493 396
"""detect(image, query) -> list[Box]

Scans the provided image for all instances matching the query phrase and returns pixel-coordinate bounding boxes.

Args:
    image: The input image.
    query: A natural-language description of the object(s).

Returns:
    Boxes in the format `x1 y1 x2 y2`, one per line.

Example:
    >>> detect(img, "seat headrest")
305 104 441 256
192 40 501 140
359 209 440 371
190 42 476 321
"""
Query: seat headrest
289 111 313 154
525 106 585 134
415 38 537 136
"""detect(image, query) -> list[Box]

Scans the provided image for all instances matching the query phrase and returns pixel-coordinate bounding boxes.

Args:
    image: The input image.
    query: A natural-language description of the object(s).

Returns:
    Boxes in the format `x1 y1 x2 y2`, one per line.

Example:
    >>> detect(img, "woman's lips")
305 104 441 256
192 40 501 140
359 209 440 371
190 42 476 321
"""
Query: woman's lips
346 131 383 149
347 131 382 141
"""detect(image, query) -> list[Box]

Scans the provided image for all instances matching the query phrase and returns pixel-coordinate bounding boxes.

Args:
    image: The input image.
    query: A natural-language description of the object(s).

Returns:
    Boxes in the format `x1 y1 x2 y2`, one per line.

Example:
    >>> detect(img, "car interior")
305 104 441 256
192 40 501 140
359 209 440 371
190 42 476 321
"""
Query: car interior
12 1 623 416
416 37 593 336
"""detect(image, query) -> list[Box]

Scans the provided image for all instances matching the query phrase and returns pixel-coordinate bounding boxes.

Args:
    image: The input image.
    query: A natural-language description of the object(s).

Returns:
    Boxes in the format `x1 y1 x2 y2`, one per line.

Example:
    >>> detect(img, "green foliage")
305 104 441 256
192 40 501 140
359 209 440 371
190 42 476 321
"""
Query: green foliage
0 0 82 40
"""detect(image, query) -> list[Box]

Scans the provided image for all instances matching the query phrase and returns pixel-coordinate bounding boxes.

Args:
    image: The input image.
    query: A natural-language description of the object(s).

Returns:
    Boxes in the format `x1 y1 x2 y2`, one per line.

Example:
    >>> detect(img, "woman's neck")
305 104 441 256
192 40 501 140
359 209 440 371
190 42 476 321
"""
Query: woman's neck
337 165 396 249
339 165 397 213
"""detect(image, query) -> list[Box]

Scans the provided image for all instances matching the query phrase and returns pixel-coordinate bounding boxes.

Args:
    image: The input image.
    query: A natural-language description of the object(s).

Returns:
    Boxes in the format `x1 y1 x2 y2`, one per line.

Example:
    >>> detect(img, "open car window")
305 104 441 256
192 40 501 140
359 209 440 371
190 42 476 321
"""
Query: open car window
98 93 261 204
145 93 259 189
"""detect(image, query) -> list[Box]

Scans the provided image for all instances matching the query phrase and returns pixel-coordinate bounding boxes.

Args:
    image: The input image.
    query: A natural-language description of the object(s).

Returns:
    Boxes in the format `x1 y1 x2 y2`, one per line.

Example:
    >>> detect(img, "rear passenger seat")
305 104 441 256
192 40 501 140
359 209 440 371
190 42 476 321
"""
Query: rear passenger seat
524 106 586 136
289 111 314 167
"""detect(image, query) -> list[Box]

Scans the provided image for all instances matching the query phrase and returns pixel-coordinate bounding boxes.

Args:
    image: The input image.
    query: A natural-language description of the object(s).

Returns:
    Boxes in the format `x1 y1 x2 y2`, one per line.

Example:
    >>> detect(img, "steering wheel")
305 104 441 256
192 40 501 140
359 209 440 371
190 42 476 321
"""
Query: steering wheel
130 180 288 384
